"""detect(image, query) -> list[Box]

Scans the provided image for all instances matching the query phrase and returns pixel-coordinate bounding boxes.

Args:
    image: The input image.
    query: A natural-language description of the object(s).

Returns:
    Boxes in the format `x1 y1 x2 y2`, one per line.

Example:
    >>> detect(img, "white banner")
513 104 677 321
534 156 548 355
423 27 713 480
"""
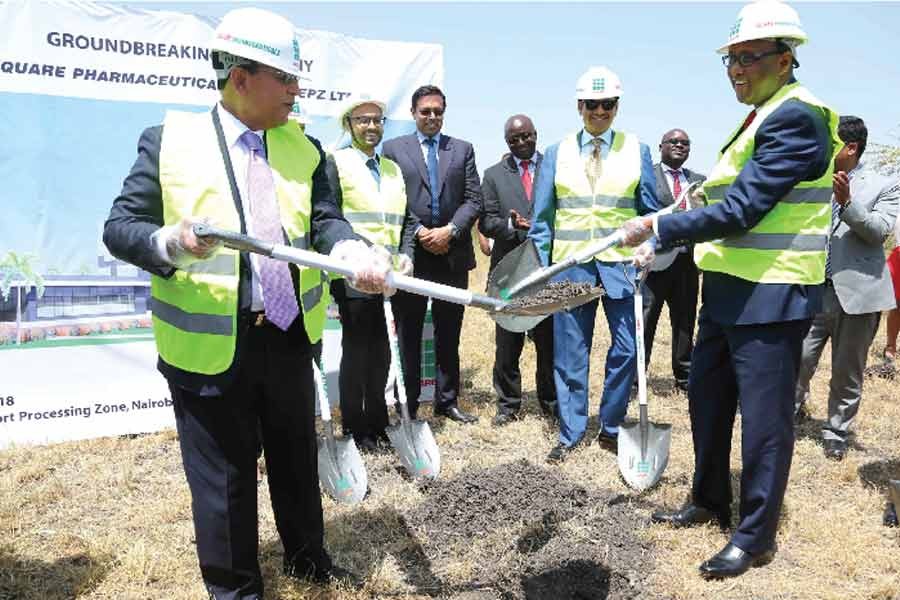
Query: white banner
0 0 442 449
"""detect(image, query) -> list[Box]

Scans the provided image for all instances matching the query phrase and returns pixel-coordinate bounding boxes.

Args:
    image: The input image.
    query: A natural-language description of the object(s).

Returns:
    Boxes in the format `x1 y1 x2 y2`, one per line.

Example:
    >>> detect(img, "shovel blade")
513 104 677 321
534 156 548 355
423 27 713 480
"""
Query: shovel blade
617 421 672 491
317 436 368 504
387 419 441 479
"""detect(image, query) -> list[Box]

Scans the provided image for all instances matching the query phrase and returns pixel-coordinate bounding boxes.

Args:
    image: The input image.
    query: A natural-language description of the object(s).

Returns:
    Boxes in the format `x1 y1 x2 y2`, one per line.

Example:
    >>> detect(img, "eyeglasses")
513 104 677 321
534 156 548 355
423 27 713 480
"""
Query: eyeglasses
348 116 386 126
257 65 298 85
506 131 536 145
721 49 784 68
582 98 619 111
417 108 444 118
662 138 691 147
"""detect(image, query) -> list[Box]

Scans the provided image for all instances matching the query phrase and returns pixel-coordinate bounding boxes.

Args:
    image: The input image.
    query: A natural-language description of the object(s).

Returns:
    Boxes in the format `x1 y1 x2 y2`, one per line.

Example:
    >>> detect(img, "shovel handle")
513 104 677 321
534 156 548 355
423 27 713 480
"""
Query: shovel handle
312 360 333 423
194 224 505 312
383 297 412 422
633 278 648 410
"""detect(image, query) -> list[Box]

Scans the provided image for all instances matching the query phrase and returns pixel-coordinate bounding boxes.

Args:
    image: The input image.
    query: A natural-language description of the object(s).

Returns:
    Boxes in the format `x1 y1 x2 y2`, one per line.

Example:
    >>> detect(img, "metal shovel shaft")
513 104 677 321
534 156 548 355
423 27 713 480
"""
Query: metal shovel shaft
194 224 505 312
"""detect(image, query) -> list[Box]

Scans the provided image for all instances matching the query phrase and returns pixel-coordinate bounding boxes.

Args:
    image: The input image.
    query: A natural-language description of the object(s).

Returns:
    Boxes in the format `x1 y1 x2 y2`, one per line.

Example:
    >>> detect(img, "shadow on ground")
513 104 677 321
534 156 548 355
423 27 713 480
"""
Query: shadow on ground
0 546 113 600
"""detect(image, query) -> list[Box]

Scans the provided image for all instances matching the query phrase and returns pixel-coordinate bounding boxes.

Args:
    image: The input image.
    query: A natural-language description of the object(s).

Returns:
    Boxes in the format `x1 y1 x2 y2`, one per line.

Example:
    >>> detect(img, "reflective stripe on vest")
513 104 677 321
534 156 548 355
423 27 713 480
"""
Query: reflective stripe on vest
694 83 841 285
153 110 328 375
552 131 641 263
331 148 406 255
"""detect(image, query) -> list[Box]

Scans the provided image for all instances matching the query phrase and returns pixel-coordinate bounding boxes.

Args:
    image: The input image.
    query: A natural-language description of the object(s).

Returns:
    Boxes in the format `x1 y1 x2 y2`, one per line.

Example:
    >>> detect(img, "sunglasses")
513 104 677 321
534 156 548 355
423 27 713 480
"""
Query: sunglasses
721 49 784 68
581 98 619 111
417 108 444 118
506 131 536 145
257 65 298 86
663 138 691 147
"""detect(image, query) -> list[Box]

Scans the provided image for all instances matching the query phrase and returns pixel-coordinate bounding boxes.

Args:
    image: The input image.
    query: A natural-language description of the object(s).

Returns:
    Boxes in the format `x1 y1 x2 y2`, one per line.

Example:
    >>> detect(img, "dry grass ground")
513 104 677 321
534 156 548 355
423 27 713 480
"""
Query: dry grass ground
2 253 899 599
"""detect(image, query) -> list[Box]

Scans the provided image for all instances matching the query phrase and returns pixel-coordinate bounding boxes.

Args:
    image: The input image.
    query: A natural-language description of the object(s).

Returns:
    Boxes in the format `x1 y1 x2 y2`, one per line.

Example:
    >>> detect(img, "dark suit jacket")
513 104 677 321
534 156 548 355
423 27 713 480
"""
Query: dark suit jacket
657 94 833 325
382 132 482 273
478 152 542 271
652 163 705 267
103 108 355 393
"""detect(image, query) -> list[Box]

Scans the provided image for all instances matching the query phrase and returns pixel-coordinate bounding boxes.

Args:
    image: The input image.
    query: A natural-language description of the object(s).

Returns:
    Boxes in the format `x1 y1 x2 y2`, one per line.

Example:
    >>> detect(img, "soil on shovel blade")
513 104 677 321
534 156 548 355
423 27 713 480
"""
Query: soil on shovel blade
505 280 600 310
404 459 654 599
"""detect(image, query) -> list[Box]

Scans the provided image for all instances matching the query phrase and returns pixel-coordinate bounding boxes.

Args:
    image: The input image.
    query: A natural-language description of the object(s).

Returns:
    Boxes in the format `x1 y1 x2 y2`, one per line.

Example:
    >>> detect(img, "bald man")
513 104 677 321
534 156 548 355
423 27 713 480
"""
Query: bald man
479 115 557 425
642 129 705 391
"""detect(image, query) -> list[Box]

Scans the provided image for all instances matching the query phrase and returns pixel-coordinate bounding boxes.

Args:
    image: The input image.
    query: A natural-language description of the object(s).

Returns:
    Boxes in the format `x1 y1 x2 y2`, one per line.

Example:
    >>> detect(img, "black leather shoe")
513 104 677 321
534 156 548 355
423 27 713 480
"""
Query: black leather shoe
651 503 731 530
699 542 775 579
884 502 898 527
823 438 847 461
547 442 577 464
355 435 378 454
492 412 517 427
283 552 358 586
595 430 618 453
435 405 478 423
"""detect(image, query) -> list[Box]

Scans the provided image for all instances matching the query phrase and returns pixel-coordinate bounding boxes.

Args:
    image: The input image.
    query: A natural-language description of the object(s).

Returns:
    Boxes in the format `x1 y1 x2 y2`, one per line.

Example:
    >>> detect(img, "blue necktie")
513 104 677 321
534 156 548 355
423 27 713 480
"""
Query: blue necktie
366 157 380 189
425 137 440 224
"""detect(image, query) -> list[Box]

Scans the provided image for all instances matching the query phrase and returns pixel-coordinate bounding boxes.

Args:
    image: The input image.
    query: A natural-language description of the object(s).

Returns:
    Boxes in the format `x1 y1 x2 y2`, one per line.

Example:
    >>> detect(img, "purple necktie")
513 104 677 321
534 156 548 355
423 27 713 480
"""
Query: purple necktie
240 130 299 331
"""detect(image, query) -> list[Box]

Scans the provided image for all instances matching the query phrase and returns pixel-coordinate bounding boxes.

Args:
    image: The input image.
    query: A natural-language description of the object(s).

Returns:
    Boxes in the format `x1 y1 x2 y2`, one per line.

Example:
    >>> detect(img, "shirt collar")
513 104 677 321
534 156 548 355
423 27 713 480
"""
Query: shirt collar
217 103 263 149
416 129 441 146
514 153 537 168
580 128 613 149
351 144 379 165
849 161 864 179
663 164 683 176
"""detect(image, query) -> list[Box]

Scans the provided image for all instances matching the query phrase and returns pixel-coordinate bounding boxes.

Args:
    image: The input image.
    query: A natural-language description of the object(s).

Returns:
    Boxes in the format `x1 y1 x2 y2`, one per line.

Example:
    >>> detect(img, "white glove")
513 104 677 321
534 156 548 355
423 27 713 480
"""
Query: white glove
331 240 392 294
154 217 223 269
393 253 414 277
632 239 656 269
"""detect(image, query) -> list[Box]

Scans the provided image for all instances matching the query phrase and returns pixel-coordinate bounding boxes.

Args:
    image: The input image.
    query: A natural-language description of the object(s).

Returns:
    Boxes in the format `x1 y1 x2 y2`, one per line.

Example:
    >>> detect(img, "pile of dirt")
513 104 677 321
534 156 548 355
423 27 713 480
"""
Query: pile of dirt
406 459 653 599
504 280 600 311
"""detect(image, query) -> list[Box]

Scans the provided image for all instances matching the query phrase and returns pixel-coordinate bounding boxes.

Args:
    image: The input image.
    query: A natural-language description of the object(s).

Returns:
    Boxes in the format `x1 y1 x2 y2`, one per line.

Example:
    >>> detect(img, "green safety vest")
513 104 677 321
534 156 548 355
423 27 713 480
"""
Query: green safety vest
151 110 329 375
694 83 841 284
331 147 406 253
552 130 641 263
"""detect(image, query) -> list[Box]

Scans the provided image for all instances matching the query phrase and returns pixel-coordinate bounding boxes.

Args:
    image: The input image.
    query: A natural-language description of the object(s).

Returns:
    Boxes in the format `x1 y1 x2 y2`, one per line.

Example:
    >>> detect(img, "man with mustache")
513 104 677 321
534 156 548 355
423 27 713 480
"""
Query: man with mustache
529 66 661 463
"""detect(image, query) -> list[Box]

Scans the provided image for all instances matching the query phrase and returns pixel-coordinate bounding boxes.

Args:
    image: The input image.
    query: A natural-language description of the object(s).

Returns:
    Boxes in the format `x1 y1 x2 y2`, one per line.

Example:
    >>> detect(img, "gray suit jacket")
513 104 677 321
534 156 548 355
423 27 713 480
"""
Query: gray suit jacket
651 163 705 271
478 152 542 271
830 168 900 314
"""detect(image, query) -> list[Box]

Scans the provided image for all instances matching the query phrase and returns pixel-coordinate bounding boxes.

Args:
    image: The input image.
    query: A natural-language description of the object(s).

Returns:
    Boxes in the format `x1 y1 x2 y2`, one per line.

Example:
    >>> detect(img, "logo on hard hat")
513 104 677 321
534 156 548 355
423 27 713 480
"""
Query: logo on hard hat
729 17 743 39
217 32 282 57
592 78 605 92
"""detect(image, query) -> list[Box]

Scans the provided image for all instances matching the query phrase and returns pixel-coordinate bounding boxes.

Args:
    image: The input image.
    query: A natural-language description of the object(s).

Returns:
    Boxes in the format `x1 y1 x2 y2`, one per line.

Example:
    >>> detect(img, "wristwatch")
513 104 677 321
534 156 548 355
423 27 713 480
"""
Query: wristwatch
450 223 461 239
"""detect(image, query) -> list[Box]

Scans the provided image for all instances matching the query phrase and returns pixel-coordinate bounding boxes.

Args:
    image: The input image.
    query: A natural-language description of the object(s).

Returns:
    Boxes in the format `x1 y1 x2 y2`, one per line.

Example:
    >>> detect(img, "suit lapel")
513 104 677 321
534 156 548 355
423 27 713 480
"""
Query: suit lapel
404 134 431 191
655 163 675 206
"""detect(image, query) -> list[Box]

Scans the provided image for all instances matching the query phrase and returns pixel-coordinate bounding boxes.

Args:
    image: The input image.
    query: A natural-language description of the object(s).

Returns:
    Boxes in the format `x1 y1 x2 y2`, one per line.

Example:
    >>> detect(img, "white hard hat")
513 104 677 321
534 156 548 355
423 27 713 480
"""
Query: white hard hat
338 94 387 132
210 8 301 79
574 66 623 101
718 1 808 53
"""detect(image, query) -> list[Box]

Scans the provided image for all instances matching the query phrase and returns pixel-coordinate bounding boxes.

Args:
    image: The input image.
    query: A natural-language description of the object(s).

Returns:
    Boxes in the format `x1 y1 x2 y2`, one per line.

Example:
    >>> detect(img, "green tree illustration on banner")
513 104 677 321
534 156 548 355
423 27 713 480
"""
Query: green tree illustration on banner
0 252 45 345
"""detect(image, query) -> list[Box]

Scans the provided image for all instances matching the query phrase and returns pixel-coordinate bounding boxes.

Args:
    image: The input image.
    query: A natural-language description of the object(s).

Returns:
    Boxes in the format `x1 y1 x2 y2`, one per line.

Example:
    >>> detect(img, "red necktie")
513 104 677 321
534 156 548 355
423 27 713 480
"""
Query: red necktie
520 159 533 201
669 169 682 200
741 109 757 132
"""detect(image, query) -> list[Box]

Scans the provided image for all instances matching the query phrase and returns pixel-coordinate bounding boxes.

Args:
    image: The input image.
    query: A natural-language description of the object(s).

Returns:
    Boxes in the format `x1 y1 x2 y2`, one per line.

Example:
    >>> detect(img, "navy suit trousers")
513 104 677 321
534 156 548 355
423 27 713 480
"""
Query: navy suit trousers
688 312 811 554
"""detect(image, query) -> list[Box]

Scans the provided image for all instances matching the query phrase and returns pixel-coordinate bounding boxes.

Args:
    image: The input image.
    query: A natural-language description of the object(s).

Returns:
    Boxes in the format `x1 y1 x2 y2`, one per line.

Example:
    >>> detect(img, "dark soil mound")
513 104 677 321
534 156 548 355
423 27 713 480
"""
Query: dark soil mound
406 459 654 599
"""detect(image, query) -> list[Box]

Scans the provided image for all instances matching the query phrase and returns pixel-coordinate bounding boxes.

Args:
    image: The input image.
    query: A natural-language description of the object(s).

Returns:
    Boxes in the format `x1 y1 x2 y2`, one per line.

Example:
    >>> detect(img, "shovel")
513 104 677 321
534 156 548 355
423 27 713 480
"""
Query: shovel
498 180 705 300
312 359 368 504
382 297 441 479
617 268 671 491
193 224 594 333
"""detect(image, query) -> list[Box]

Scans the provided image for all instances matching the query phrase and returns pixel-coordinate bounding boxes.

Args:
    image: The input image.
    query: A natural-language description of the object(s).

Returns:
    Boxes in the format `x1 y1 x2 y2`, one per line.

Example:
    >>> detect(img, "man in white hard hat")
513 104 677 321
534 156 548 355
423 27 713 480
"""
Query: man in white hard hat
620 0 842 579
529 66 661 463
104 8 390 597
325 95 413 452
